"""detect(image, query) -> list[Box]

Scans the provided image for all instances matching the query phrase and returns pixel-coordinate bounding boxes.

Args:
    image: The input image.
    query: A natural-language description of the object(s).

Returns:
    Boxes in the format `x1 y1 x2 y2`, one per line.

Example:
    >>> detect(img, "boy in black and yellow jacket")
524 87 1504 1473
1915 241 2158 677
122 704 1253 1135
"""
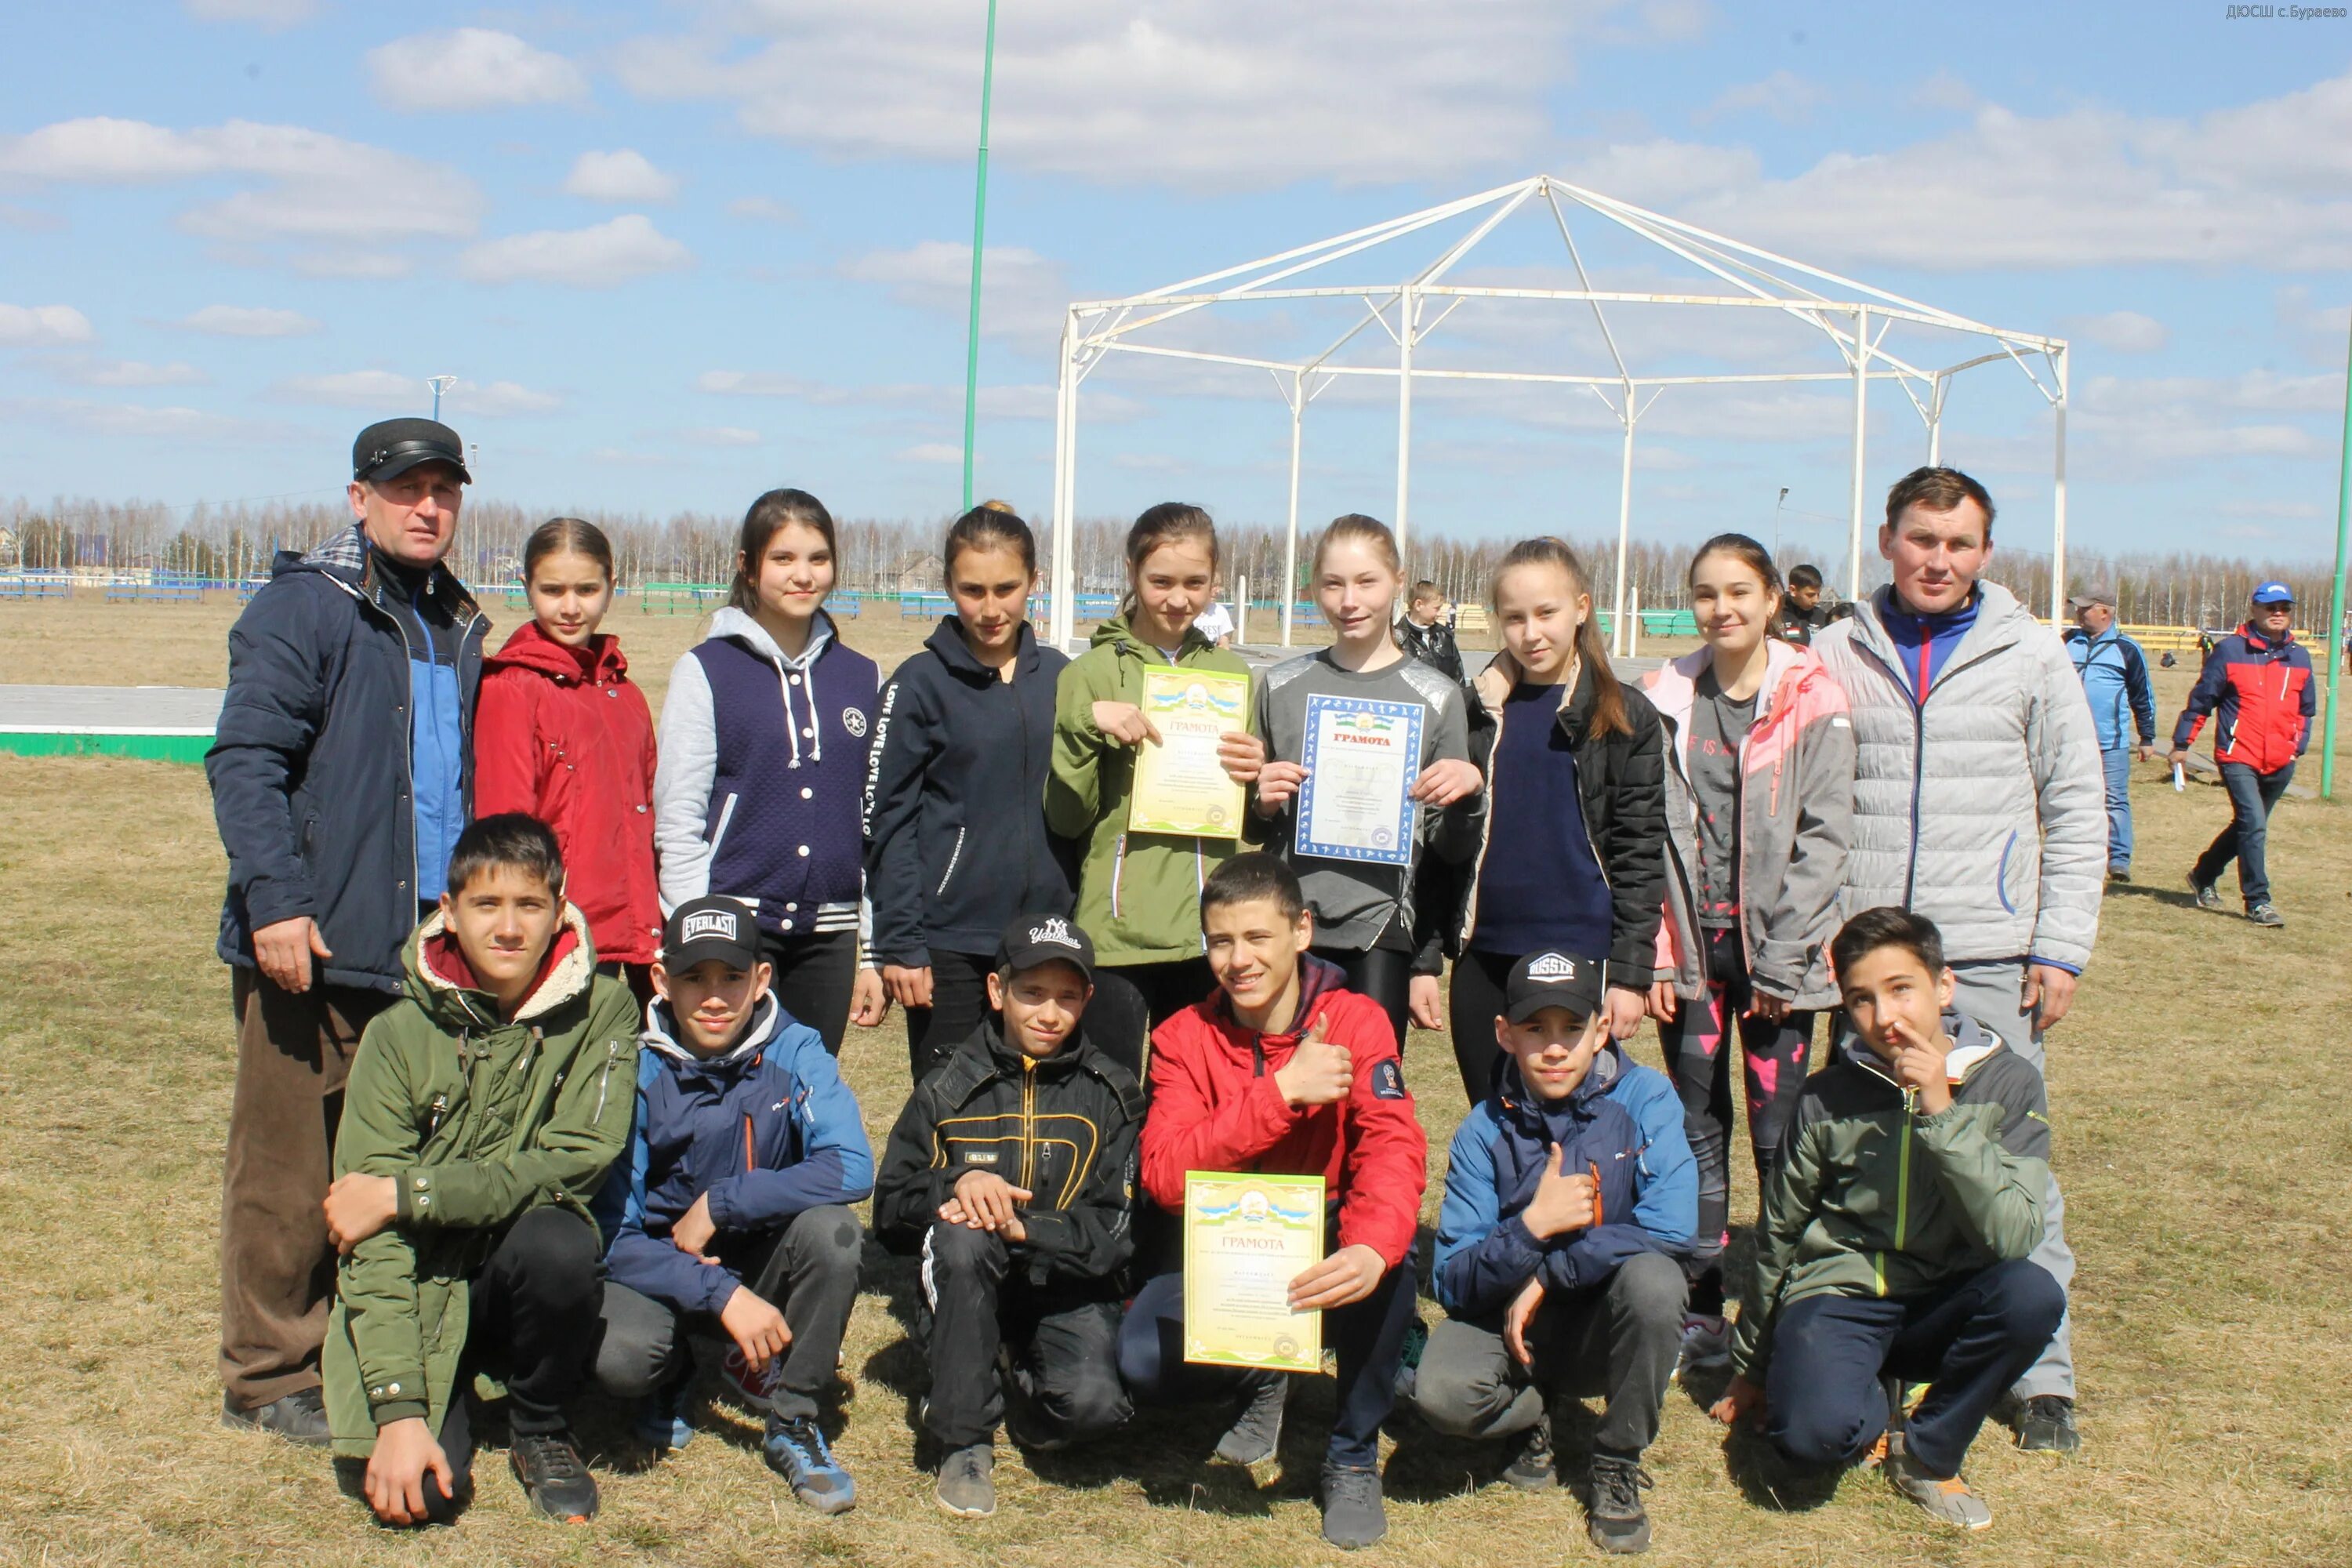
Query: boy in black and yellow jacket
876 916 1142 1520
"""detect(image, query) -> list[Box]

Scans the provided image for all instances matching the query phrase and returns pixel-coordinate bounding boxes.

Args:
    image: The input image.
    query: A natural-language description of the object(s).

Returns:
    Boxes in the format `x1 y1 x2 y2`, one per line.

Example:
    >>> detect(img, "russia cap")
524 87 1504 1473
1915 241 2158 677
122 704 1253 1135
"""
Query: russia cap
1502 949 1603 1024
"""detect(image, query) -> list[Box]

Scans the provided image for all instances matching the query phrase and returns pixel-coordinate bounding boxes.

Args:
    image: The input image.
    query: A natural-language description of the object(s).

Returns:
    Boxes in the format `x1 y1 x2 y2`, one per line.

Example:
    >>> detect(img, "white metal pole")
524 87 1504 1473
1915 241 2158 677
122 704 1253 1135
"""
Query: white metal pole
1283 376 1303 648
1927 371 1944 467
2051 344 2069 624
1236 573 1249 648
1847 306 1870 603
1395 289 1415 561
1050 322 1076 650
1613 410 1635 659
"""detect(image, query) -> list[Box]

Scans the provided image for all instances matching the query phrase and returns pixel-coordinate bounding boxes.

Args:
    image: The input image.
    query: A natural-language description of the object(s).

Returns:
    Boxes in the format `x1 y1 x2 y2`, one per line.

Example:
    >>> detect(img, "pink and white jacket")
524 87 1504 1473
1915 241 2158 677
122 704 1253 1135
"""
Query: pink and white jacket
1642 641 1856 1010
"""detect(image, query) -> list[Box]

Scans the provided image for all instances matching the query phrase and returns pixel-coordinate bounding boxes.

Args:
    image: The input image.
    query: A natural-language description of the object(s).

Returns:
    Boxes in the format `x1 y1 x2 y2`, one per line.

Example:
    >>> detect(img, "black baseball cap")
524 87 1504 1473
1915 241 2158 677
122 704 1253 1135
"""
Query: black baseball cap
997 914 1095 985
1503 949 1602 1024
352 417 472 485
662 897 761 971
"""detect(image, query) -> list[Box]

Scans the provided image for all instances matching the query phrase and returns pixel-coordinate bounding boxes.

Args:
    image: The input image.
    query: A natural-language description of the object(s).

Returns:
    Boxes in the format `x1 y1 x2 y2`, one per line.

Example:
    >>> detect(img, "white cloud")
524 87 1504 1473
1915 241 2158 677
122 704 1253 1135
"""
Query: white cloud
367 29 589 113
459 213 691 287
458 380 563 416
2060 310 2169 354
1913 71 1976 113
0 303 96 346
616 0 1668 190
291 250 414 280
1 395 282 441
176 304 320 336
564 149 678 202
47 357 208 387
0 117 482 245
274 370 561 416
1697 71 1826 126
184 0 315 23
840 240 1068 344
682 425 763 447
898 442 964 464
2275 285 2352 365
2064 370 2341 474
696 368 1144 423
727 195 798 223
0 202 66 231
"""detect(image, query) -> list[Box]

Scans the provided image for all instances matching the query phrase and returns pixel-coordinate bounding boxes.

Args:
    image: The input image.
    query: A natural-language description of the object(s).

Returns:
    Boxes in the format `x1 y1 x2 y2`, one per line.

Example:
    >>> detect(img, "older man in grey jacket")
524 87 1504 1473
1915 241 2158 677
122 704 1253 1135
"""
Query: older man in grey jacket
1813 466 2103 1457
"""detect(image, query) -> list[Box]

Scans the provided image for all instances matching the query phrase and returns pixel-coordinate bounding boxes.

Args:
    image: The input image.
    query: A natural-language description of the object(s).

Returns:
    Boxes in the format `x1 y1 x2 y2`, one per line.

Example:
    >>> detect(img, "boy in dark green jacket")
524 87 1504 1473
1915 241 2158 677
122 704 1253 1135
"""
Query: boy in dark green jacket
1711 908 2063 1532
321 814 641 1526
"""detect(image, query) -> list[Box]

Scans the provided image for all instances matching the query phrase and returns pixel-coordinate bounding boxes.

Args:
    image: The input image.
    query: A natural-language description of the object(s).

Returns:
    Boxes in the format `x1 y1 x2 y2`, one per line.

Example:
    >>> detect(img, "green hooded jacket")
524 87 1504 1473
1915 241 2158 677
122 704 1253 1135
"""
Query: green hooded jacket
1046 615 1258 967
1729 1011 2049 1382
323 905 641 1456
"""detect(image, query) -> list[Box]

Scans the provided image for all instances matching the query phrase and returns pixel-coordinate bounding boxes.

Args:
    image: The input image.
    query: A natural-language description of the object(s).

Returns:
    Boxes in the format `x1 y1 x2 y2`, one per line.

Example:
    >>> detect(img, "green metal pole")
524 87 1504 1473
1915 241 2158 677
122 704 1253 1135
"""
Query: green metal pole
960 0 1000 513
2323 309 2352 799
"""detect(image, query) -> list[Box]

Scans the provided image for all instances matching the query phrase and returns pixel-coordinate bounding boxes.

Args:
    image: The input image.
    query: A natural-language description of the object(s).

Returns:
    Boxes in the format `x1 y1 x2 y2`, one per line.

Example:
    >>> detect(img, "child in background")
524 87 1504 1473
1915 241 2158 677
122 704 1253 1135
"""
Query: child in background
1046 503 1267 1073
1417 949 1694 1556
474 517 661 1000
1712 908 2063 1532
655 488 887 1053
1640 534 1853 1372
1116 854 1425 1552
1442 539 1668 1104
1395 578 1468 685
1774 564 1834 646
590 896 871 1515
876 915 1141 1519
1252 514 1483 1046
321 814 641 1526
866 503 1075 1082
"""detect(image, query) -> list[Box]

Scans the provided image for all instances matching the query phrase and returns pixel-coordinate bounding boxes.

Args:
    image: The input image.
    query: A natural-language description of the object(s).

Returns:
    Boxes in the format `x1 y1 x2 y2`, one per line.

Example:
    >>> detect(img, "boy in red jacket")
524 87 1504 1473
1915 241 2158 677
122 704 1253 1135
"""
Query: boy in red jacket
1114 853 1427 1552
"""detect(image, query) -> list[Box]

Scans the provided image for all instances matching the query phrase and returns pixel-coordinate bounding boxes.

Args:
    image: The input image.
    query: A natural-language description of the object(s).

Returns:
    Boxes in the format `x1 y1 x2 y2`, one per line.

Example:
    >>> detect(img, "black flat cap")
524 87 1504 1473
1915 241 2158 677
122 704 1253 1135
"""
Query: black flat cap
352 417 471 485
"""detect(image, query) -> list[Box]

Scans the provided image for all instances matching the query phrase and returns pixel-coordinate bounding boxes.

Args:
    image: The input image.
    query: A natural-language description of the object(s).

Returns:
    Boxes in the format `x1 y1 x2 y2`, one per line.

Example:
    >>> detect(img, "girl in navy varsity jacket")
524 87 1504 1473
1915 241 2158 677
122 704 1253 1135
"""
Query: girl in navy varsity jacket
655 489 886 1052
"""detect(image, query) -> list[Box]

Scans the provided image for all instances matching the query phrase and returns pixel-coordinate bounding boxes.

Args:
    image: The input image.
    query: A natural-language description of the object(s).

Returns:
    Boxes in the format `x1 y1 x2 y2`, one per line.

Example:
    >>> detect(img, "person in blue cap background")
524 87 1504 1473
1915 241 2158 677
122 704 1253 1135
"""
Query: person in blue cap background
2171 581 2314 928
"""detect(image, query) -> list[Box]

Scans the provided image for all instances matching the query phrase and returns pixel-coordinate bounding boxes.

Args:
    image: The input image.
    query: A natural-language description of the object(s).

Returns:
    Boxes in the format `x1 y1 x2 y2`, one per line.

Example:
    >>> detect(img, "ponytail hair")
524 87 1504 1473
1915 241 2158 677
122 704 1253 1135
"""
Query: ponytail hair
1689 531 1786 638
1490 536 1630 738
943 499 1036 580
522 516 614 583
1120 502 1218 618
728 488 837 614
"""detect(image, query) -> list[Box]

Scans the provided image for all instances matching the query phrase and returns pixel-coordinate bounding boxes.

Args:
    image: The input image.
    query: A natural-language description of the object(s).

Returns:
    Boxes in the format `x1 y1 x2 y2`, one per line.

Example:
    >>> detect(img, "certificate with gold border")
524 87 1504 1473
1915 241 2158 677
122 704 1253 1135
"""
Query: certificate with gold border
1127 666 1249 839
1181 1171 1325 1371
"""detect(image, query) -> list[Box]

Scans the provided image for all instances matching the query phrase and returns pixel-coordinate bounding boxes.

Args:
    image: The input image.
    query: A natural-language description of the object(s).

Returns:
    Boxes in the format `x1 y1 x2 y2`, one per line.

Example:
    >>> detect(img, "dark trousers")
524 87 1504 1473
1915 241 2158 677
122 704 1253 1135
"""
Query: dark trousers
903 949 999 1083
1763 1258 2067 1479
220 967 393 1409
1087 957 1216 1080
1116 1263 1418 1470
397 1206 604 1523
1446 949 1519 1105
1318 943 1414 1051
917 1222 1131 1449
2193 760 2296 907
593 1204 865 1422
766 930 859 1055
1410 1250 1686 1461
1653 926 1815 1315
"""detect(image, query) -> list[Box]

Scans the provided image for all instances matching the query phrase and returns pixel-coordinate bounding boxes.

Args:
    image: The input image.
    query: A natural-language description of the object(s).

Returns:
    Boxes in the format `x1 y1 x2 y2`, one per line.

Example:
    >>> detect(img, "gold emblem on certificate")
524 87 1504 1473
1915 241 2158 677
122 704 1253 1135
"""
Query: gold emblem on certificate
1127 666 1249 839
1181 1171 1326 1370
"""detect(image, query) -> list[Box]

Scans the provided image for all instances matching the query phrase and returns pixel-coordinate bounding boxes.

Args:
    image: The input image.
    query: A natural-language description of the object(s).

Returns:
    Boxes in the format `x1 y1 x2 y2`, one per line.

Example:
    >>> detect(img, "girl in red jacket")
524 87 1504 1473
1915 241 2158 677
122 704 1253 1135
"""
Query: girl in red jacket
474 517 661 996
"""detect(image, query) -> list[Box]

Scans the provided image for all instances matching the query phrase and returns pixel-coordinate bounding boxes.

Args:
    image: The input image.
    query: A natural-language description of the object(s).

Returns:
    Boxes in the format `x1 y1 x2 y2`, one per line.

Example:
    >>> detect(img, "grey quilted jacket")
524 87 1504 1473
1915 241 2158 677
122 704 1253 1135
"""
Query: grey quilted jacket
1810 583 2105 971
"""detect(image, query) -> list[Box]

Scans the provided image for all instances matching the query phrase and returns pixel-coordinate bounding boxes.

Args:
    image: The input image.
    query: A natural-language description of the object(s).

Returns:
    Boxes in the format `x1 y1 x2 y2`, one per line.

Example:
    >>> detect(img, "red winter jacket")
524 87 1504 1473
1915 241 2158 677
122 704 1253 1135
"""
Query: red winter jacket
475 622 662 965
1140 955 1428 1269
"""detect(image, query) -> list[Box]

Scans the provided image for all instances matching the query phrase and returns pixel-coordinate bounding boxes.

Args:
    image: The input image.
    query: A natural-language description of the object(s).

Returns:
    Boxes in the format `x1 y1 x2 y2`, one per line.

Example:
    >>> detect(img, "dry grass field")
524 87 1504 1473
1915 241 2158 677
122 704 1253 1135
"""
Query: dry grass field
2 597 2350 1566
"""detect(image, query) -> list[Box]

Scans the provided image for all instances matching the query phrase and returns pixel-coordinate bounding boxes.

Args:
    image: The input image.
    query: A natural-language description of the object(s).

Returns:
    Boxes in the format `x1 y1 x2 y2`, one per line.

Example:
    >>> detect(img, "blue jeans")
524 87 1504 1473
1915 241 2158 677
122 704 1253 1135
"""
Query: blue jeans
2193 760 2296 906
2100 746 2134 873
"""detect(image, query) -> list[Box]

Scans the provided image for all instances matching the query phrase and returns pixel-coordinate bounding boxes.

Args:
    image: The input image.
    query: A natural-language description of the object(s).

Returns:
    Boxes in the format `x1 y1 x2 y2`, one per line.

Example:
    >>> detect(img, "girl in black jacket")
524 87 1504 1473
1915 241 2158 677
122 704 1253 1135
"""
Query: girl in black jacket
865 505 1075 1080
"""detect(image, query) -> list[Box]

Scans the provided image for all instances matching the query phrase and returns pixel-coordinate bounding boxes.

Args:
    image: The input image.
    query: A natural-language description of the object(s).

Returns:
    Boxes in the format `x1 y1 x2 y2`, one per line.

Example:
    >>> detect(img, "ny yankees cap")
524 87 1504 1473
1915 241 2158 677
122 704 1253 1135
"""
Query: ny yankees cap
997 913 1096 985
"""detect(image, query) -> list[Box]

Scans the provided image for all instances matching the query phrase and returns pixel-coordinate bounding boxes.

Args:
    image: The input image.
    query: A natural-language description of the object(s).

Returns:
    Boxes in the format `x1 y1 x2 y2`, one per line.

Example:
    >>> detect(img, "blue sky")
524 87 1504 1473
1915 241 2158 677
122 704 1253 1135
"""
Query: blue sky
2 0 2349 568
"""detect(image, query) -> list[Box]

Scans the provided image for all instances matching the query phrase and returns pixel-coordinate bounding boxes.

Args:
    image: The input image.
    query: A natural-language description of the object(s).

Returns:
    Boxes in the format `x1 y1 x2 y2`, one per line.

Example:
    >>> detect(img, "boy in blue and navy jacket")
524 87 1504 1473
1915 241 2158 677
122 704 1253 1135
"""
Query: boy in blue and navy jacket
1412 949 1695 1558
590 897 874 1515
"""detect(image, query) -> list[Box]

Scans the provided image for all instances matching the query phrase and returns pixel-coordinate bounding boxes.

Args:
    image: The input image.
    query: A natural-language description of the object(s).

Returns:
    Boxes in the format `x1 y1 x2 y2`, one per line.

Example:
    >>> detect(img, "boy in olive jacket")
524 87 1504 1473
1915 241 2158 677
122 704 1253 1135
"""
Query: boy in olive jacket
1713 908 2063 1532
321 815 641 1527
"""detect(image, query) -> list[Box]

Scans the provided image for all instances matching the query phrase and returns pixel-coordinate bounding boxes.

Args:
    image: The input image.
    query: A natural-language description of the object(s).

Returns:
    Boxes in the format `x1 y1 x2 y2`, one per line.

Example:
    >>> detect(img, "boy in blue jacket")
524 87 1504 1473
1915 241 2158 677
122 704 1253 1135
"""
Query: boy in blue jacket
1411 949 1695 1557
590 898 874 1514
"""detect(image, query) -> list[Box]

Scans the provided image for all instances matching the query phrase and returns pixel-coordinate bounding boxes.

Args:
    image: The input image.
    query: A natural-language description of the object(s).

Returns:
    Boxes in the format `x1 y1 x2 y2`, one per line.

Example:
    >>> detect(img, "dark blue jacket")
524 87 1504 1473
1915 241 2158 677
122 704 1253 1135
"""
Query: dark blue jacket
206 528 487 993
592 993 874 1318
1433 1044 1696 1323
863 617 1074 967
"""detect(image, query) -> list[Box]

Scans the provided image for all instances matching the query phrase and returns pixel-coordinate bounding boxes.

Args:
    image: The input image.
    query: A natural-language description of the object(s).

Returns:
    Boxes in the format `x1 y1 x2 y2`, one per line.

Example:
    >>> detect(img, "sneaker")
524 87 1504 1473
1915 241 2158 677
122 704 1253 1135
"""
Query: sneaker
1586 1454 1654 1555
2016 1395 2082 1454
1212 1375 1287 1467
632 1378 696 1454
764 1414 858 1515
220 1388 330 1447
509 1428 599 1523
1501 1412 1555 1491
2189 875 2224 912
2107 866 2129 883
1319 1463 1387 1550
1671 1313 1731 1385
935 1443 996 1519
1886 1448 1991 1530
2249 902 2286 928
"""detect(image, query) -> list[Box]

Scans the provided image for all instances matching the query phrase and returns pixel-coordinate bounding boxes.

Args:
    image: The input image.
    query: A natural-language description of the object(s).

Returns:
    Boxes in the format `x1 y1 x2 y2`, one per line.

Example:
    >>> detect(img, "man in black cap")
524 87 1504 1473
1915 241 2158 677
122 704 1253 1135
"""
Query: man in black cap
206 416 487 1443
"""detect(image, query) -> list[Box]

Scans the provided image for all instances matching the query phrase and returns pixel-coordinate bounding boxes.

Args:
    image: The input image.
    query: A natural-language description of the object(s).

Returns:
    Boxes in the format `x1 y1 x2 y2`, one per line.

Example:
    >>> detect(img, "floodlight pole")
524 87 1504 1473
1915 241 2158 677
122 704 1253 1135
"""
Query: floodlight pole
426 375 457 421
1049 317 1076 650
1283 372 1304 648
2050 344 2069 624
2321 311 2351 800
1395 288 1414 561
1846 307 1869 602
960 0 1001 511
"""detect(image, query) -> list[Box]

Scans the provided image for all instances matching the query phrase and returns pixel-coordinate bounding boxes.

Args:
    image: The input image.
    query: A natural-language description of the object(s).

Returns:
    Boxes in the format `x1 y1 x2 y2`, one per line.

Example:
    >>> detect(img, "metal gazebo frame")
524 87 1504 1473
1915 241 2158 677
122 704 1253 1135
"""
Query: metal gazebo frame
1044 174 2071 654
